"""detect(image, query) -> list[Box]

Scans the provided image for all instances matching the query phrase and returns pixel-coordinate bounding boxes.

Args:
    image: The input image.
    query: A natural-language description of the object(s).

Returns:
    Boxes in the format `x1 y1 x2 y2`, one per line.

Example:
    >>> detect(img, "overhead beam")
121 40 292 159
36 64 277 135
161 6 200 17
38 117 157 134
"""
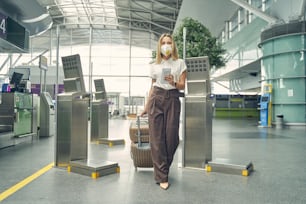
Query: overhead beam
50 14 172 33
151 0 179 12
25 49 49 65
131 0 177 23
0 55 11 71
11 54 23 68
230 0 278 24
301 0 306 20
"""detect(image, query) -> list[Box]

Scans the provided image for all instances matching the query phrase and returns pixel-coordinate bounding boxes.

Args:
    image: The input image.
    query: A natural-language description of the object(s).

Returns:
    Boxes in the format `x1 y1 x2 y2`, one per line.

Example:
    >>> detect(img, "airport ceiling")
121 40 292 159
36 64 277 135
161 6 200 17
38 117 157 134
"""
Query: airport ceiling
0 0 241 51
0 0 263 84
0 0 185 50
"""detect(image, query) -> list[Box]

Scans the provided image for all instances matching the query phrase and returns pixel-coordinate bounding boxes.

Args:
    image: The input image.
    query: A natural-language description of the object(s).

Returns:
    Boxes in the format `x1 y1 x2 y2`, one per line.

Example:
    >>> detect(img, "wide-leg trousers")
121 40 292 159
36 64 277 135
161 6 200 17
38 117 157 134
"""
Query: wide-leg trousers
148 86 181 183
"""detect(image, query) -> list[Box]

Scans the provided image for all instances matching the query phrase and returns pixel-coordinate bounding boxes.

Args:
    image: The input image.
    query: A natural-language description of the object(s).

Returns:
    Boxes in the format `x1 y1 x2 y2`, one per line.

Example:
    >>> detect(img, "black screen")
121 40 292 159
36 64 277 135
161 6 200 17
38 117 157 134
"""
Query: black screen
10 72 23 85
261 96 269 102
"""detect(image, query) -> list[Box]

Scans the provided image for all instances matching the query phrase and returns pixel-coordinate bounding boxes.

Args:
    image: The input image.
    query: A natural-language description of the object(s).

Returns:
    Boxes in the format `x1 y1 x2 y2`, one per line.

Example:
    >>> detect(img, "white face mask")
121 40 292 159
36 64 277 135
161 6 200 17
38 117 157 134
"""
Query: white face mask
161 44 172 57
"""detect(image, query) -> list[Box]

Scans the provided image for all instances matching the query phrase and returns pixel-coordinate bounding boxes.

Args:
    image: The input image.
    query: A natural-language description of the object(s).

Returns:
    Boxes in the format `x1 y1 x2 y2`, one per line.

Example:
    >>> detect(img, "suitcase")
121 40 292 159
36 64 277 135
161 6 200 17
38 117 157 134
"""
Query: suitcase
130 116 153 169
129 119 150 143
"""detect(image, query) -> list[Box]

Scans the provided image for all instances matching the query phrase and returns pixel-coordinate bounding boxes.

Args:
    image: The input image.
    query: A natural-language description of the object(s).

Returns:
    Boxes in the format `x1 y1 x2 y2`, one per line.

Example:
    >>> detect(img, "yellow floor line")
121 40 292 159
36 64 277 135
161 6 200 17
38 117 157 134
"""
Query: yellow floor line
0 162 54 202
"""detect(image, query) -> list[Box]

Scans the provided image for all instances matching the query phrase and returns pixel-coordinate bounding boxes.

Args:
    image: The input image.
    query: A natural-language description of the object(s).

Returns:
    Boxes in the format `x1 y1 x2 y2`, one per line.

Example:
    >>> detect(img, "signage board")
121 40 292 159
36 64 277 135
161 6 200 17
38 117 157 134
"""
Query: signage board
0 13 7 40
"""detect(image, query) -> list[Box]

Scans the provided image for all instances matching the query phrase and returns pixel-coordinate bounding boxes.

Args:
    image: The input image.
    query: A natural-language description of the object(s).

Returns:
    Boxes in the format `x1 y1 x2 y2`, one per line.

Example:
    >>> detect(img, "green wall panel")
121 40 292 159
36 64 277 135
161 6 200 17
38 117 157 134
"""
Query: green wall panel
274 54 304 77
273 35 304 53
273 105 306 123
272 78 306 104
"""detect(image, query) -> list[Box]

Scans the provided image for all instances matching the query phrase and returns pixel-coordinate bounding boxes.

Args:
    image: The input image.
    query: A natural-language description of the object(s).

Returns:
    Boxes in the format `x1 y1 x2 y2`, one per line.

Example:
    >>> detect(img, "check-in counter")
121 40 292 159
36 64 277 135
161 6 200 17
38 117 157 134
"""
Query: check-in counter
0 92 34 148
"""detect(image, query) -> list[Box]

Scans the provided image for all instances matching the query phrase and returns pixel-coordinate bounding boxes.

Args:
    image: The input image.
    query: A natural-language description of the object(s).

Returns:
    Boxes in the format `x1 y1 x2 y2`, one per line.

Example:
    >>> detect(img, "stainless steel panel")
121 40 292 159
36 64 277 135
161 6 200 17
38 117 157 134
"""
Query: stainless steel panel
56 93 89 166
95 92 106 101
39 92 55 137
70 97 88 161
32 94 39 135
91 101 108 141
187 80 211 96
94 79 106 92
61 54 86 93
69 159 119 178
56 97 72 166
186 56 211 96
184 56 213 169
184 98 212 168
185 56 210 80
63 78 83 93
57 92 85 100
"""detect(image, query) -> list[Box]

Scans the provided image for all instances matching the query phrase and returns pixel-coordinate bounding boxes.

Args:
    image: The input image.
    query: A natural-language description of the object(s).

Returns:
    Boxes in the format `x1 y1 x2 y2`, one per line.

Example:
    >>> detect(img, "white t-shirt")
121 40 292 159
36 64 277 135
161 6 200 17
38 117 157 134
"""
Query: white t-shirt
150 58 187 90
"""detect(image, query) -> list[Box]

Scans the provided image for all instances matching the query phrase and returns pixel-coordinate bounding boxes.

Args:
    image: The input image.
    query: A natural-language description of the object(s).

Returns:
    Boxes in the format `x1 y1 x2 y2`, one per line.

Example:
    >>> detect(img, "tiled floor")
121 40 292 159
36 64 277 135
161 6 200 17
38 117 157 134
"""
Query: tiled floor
0 118 306 204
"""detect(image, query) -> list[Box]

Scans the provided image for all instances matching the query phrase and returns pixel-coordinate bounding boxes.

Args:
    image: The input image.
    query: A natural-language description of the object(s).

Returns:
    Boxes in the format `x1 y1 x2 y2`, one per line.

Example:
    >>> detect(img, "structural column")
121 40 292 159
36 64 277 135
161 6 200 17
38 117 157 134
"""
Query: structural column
259 21 306 125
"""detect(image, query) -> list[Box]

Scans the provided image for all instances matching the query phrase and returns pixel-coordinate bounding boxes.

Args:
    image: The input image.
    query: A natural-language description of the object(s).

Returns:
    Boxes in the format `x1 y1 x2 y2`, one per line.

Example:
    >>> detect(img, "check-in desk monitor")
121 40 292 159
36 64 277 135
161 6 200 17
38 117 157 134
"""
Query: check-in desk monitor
184 56 212 168
9 68 30 80
9 72 23 92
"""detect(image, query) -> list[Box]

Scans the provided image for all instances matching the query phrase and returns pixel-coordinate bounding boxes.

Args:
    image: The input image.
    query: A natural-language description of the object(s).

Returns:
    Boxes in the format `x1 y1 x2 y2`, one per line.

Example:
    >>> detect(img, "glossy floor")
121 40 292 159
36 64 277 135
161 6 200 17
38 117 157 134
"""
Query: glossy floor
0 118 306 204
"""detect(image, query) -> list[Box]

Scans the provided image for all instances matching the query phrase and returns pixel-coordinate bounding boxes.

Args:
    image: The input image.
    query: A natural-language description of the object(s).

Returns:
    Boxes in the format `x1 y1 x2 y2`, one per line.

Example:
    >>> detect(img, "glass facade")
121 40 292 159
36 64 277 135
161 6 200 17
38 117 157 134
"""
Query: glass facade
0 27 154 115
218 0 272 43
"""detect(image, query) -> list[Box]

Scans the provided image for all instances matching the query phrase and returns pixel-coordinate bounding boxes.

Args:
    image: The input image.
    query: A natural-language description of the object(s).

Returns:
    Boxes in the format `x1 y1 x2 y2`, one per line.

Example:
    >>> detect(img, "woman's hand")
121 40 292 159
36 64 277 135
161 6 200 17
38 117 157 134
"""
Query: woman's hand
140 110 147 117
164 74 175 86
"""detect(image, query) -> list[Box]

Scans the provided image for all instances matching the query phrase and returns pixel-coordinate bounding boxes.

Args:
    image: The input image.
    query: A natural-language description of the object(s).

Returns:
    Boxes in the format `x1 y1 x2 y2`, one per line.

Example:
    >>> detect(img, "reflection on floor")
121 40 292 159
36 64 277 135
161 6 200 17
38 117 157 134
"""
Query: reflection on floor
0 118 306 204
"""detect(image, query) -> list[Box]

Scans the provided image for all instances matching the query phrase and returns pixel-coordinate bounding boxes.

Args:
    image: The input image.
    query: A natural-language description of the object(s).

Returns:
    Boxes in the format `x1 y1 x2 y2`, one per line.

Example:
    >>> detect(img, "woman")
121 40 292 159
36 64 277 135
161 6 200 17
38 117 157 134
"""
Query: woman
141 33 187 190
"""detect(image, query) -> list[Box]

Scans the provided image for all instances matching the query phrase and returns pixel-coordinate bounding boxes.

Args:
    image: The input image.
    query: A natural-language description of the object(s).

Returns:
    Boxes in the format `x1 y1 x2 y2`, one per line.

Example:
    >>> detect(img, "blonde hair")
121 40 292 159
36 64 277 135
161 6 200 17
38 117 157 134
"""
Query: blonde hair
155 33 179 64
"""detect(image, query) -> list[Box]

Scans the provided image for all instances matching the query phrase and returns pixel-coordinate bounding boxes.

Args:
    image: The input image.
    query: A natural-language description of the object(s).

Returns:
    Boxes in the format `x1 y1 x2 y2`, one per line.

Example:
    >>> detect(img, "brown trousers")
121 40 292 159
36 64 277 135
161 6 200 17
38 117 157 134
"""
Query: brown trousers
148 86 181 183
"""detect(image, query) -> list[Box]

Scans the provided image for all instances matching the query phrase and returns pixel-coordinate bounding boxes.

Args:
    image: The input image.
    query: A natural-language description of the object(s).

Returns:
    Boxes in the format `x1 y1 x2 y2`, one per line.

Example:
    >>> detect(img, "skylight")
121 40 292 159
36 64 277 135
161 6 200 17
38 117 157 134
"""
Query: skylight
55 0 117 26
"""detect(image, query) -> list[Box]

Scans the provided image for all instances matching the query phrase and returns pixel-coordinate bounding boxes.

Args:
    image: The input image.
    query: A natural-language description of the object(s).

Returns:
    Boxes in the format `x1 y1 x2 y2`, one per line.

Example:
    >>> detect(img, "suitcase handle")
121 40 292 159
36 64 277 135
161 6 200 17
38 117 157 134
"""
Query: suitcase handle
136 115 142 147
136 116 148 146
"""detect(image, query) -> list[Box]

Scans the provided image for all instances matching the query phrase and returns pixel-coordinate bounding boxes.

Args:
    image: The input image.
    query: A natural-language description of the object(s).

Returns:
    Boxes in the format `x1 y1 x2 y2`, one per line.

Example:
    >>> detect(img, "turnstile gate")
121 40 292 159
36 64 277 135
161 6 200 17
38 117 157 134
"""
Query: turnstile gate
184 56 212 168
55 54 119 178
184 56 253 176
91 78 125 146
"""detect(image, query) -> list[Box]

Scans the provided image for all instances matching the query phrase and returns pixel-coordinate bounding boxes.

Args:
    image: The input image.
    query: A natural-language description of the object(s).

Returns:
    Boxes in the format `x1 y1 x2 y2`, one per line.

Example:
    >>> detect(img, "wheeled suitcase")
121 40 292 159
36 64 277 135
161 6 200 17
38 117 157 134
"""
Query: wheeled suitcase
129 118 150 143
130 116 153 169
